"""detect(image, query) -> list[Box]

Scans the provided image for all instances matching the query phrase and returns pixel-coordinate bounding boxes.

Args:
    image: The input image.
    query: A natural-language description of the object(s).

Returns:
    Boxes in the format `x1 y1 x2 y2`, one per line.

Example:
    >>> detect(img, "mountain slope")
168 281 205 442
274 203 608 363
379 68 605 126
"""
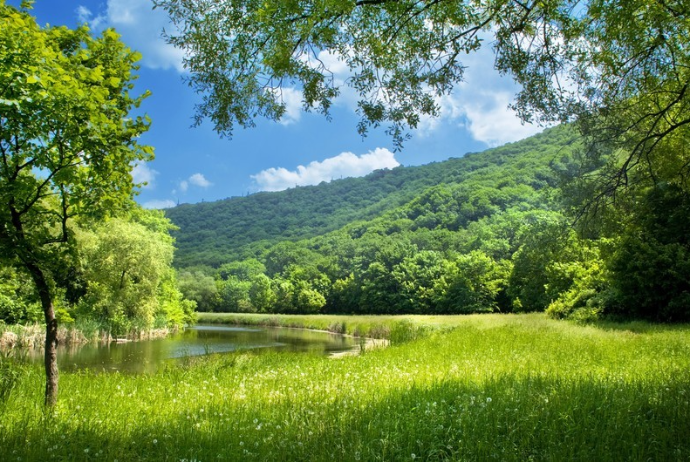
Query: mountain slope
166 125 579 268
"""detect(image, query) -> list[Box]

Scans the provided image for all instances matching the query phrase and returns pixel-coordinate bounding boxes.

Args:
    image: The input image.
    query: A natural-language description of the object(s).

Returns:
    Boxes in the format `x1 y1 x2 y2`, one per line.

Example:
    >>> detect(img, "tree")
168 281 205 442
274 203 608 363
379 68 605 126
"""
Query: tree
437 251 509 314
508 213 572 312
156 0 688 196
0 3 151 405
178 270 219 312
604 184 690 322
75 211 190 335
248 273 276 313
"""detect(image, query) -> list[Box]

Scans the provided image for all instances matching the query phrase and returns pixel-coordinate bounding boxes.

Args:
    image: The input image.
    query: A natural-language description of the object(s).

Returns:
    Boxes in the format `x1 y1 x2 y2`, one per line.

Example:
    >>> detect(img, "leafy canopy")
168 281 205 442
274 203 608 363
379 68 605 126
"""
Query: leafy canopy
156 0 689 207
0 1 152 267
0 0 152 405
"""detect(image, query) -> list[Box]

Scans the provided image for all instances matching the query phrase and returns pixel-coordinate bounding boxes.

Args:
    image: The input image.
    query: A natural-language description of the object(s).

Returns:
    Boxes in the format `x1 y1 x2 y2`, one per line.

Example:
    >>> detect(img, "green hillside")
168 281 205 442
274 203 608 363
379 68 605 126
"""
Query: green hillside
166 125 579 268
170 124 689 322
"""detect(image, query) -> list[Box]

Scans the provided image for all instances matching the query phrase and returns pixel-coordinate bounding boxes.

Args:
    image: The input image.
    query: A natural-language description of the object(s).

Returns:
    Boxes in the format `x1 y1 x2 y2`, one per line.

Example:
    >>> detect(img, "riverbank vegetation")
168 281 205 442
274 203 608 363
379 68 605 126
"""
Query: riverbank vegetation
171 125 690 324
2 314 689 461
160 0 690 327
0 207 196 338
0 2 195 404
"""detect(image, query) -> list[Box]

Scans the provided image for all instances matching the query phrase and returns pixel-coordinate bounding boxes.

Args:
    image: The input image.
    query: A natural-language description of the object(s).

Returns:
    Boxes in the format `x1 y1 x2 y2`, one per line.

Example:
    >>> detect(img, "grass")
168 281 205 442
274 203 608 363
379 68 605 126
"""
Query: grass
197 312 474 342
1 313 689 461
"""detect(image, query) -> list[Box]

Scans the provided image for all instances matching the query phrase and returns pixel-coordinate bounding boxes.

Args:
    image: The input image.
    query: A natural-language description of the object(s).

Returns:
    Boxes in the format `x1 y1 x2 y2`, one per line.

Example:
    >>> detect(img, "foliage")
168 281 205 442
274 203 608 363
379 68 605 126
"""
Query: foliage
0 267 41 324
165 123 686 322
154 0 690 196
71 210 193 335
76 218 171 333
0 1 152 405
177 270 218 312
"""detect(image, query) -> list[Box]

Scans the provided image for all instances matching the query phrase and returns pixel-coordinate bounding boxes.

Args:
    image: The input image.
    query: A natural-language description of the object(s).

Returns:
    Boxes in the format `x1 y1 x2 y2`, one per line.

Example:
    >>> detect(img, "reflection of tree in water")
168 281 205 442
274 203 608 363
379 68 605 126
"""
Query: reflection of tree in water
16 326 357 373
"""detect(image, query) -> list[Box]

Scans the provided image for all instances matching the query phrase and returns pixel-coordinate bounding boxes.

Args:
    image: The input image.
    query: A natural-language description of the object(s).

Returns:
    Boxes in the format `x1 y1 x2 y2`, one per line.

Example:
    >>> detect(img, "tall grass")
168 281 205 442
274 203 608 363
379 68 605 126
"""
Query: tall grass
0 320 174 354
1 313 689 461
197 312 458 341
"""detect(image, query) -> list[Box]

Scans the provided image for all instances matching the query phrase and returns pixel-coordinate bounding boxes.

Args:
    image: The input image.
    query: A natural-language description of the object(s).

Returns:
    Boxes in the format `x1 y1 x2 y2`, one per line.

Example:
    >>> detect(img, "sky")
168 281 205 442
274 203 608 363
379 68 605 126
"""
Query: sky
11 0 543 209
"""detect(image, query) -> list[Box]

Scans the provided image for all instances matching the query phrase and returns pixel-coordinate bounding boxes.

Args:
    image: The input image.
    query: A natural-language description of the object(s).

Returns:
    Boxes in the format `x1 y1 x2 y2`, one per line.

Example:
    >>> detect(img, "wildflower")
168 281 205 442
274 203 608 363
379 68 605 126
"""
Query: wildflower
412 454 417 459
486 397 492 403
153 439 158 444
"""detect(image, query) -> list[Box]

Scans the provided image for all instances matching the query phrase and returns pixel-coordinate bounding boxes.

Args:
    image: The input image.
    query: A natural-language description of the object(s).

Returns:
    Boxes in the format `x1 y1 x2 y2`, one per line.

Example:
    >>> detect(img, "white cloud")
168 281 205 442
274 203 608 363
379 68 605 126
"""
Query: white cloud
177 173 212 193
251 148 399 192
188 173 212 188
271 87 303 126
462 91 542 147
131 162 158 188
142 199 176 209
413 40 543 146
76 6 105 29
77 0 185 72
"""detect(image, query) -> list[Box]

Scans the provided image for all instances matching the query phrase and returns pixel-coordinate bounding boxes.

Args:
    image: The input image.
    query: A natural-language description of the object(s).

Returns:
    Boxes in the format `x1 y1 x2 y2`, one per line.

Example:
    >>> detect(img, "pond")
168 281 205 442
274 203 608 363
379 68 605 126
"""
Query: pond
16 325 359 373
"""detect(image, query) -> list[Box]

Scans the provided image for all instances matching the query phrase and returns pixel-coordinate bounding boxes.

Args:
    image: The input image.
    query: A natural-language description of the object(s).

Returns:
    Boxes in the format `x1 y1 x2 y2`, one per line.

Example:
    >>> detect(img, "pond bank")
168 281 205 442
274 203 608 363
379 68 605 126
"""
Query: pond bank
0 323 174 351
197 312 428 339
198 313 392 355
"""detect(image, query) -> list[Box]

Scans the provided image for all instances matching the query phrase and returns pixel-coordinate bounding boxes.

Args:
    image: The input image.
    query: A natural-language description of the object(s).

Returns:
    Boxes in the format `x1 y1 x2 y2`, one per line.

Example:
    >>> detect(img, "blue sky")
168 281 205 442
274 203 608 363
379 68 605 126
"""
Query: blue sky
13 0 543 209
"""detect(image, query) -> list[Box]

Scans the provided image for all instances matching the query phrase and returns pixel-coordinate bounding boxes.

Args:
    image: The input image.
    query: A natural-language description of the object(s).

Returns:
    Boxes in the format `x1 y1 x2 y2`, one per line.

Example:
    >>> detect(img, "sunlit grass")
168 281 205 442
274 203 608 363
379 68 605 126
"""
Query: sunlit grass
2 313 689 461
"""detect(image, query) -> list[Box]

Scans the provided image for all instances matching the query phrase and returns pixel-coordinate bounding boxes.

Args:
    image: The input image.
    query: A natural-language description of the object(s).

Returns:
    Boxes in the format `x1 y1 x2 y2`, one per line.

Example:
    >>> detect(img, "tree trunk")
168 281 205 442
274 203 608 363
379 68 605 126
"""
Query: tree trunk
26 262 59 407
43 301 59 407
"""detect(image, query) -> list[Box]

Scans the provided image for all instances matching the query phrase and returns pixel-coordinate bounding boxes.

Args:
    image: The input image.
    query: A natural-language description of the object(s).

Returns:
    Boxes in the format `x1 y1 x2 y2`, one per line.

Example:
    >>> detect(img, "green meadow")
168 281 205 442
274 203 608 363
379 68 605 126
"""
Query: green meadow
2 313 689 461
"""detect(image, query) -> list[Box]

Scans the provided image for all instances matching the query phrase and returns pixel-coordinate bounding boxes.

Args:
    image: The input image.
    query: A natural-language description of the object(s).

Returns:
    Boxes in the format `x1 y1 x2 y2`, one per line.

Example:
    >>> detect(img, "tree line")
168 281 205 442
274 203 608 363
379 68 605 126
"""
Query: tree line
174 125 690 322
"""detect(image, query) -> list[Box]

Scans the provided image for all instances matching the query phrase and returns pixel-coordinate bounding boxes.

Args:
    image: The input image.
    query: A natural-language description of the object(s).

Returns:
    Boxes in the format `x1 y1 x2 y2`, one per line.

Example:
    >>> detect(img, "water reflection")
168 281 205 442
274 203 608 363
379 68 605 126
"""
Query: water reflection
16 325 357 373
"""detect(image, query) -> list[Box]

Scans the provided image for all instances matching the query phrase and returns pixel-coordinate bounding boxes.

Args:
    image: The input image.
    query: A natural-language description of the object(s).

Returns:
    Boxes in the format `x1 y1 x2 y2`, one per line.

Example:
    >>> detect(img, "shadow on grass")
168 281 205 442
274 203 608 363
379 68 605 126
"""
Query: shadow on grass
584 318 690 335
4 371 689 462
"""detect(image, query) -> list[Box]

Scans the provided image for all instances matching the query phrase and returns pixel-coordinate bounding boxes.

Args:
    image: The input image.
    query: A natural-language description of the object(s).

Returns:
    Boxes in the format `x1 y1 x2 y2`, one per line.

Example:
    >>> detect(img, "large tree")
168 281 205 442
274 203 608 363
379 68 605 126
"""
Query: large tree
155 0 689 197
0 2 151 406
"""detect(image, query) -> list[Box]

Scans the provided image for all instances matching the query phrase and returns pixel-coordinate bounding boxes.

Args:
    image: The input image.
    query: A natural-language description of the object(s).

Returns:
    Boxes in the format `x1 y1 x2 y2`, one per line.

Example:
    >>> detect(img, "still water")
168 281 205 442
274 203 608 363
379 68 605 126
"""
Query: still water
19 325 358 373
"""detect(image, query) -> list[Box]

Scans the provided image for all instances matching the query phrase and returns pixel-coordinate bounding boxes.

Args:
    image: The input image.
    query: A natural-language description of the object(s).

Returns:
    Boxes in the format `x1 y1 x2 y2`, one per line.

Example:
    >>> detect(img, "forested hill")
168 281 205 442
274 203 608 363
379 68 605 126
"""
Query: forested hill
166 125 579 268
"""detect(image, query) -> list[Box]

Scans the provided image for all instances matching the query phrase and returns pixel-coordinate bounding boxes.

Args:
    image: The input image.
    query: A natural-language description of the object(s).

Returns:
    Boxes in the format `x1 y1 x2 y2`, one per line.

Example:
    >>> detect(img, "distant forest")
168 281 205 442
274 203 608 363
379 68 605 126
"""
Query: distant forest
167 125 690 322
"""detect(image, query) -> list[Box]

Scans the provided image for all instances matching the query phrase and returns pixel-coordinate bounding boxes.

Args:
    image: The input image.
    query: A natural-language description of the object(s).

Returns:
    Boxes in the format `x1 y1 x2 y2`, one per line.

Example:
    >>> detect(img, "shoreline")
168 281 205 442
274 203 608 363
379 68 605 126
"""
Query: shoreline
0 324 175 351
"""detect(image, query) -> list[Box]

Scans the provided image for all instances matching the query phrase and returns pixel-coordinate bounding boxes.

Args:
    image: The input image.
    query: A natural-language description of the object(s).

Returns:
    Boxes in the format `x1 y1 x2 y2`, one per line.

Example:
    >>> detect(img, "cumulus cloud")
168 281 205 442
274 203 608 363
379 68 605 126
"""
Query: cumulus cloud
142 199 177 209
131 162 158 189
461 91 542 147
251 148 399 192
188 173 212 188
177 173 212 193
77 6 105 29
77 0 185 72
271 87 303 126
413 40 543 146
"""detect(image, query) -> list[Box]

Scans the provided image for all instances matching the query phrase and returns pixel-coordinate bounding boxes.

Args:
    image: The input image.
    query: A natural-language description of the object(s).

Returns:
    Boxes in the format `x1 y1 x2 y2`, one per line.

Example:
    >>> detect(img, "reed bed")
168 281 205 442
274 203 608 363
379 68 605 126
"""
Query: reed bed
0 322 174 352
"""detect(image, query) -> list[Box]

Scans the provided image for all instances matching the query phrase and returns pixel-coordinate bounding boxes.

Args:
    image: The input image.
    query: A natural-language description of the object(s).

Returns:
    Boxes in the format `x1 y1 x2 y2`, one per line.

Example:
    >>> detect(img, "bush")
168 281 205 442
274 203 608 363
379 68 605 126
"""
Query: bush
389 320 432 345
